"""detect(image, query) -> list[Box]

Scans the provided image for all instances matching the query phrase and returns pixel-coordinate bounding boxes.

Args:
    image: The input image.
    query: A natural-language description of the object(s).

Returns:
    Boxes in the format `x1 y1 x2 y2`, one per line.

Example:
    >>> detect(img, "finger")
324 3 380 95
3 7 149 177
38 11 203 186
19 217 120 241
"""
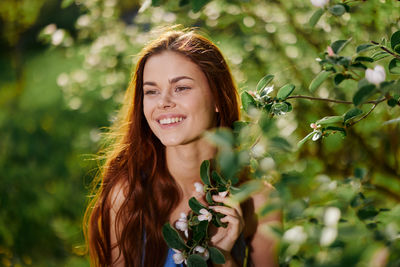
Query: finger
210 205 239 217
220 215 245 232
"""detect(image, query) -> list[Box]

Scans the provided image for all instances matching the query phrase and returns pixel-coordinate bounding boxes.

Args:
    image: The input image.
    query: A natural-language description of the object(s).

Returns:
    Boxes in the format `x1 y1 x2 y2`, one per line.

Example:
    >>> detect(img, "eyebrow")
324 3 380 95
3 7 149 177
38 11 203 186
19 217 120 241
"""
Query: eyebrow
143 76 194 87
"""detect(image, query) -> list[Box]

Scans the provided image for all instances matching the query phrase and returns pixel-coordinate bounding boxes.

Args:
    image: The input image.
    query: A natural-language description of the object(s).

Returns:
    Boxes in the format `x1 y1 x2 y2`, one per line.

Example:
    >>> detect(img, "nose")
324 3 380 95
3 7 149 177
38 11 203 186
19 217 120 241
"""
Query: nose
157 91 176 109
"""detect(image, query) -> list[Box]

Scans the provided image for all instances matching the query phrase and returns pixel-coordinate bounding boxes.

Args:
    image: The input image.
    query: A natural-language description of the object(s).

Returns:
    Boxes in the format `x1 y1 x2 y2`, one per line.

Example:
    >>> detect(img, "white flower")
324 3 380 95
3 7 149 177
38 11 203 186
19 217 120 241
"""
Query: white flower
175 212 189 238
320 227 338 246
283 226 307 245
194 246 210 260
198 208 212 222
194 182 205 195
51 29 65 46
312 131 322 141
365 65 386 86
310 0 329 8
43 24 57 35
172 249 185 264
218 191 228 198
324 207 341 227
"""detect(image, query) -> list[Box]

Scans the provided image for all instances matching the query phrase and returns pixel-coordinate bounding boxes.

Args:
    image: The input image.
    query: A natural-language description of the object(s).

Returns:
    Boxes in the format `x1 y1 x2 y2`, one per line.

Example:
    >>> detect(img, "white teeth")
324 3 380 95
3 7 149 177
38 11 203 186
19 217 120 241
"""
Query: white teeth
159 117 184 125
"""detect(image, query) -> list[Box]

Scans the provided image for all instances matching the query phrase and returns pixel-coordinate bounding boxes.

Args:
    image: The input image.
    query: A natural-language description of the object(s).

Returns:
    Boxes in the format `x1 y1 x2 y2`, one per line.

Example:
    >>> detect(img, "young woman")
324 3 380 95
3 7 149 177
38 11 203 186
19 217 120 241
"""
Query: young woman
85 27 280 267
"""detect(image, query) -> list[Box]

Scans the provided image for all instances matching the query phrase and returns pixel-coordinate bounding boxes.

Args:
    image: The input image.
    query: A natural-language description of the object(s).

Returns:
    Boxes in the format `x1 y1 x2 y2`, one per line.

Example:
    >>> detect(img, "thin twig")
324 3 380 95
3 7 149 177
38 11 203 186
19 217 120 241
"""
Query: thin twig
347 103 377 127
287 95 385 104
371 41 400 60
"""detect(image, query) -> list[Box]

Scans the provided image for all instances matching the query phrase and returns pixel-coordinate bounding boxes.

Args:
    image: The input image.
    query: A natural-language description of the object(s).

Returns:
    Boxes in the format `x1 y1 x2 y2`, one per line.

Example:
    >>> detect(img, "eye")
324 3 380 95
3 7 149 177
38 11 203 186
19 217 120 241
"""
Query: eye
175 86 191 92
144 89 158 95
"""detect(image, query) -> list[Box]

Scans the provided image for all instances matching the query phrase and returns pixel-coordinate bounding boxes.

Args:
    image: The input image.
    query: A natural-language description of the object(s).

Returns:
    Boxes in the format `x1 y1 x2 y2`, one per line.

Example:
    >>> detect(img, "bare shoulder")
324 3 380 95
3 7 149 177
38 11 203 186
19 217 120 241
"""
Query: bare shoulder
109 179 128 214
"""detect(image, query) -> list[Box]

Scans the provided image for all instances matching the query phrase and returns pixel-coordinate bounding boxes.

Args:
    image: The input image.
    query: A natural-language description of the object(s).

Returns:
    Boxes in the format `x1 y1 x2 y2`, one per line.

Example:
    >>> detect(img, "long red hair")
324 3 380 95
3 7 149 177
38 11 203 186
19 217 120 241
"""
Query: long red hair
84 27 240 267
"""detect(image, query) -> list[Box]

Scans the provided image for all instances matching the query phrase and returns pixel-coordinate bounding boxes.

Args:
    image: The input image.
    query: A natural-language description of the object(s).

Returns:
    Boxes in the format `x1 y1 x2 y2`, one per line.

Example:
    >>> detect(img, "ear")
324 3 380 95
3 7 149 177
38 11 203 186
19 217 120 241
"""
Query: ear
215 106 219 113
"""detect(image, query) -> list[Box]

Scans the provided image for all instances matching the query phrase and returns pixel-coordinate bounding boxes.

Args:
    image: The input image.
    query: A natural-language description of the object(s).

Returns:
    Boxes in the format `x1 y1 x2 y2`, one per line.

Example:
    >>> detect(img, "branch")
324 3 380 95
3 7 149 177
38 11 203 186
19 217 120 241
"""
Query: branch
371 41 400 60
346 97 386 127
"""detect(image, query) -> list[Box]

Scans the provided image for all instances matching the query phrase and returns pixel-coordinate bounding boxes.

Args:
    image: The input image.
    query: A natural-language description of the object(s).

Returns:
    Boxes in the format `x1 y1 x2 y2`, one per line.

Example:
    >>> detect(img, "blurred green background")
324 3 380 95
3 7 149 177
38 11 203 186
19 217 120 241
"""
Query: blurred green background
0 0 399 266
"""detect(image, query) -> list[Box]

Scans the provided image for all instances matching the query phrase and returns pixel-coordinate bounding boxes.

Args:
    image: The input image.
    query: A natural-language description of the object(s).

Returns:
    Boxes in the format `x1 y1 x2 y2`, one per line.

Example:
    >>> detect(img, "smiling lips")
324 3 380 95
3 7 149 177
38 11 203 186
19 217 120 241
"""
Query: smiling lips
157 116 186 126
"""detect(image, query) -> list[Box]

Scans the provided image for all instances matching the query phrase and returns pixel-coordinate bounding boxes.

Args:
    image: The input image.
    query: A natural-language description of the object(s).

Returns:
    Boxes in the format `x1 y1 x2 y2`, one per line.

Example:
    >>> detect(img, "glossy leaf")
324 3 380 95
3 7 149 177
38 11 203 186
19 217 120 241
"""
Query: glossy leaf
200 160 211 186
356 44 374 53
162 223 187 251
331 39 351 54
191 0 209 12
256 74 274 93
344 108 363 123
316 116 343 125
390 30 400 51
353 84 376 106
241 91 257 113
388 58 400 74
309 8 324 27
189 197 206 214
209 247 226 264
211 170 227 186
309 71 331 92
354 56 374 62
276 84 295 100
334 73 346 85
371 51 389 61
328 4 346 16
187 254 207 267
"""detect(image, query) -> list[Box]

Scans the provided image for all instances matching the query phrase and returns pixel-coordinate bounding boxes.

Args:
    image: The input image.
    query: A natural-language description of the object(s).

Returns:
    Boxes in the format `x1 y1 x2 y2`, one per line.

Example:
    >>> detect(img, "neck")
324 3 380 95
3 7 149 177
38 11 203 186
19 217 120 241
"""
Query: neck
166 137 216 198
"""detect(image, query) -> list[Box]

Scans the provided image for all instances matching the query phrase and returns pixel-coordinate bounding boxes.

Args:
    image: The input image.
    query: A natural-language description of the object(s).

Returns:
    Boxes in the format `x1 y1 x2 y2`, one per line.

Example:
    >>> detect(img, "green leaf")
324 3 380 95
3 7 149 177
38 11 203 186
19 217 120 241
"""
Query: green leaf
331 39 351 54
211 171 227 186
390 30 400 51
256 74 274 93
179 0 190 6
309 71 331 92
316 116 343 125
324 126 346 137
328 4 346 16
353 84 376 106
309 8 324 27
209 247 226 264
371 51 389 61
206 191 213 204
61 0 75 8
354 56 374 63
394 43 400 54
276 84 295 100
193 221 208 242
259 203 281 217
187 254 207 267
231 180 263 202
189 197 206 214
350 62 367 69
297 131 315 148
356 44 374 53
271 102 289 115
162 223 187 251
344 108 363 123
151 0 161 6
357 206 379 220
389 58 400 74
191 0 209 12
241 92 257 113
387 98 398 107
334 73 346 85
206 128 234 148
200 160 210 186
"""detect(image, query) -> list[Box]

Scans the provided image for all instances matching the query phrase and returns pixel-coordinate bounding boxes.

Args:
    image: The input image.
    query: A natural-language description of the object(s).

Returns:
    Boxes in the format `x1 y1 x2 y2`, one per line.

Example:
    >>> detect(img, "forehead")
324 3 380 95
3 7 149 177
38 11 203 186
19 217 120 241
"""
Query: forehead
143 51 205 82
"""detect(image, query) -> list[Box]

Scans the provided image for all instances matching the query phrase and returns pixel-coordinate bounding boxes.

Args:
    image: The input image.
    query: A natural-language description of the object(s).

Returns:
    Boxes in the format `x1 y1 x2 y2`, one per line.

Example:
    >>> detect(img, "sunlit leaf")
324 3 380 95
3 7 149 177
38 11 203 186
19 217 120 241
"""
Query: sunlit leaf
309 71 331 92
344 108 363 123
390 30 400 51
276 84 295 100
356 44 375 53
256 74 274 93
309 8 324 27
316 116 343 125
388 58 400 74
331 39 351 54
241 92 257 113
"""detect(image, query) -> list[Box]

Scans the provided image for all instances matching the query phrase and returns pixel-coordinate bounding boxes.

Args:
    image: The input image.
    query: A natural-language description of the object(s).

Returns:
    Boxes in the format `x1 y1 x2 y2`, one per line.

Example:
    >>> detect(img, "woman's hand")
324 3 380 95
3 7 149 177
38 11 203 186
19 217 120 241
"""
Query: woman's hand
208 194 245 253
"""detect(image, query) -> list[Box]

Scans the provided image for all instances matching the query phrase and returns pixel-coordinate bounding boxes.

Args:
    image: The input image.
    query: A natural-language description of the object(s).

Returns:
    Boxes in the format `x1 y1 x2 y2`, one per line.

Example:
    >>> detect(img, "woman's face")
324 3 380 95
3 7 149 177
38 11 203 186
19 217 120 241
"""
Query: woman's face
142 51 217 147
